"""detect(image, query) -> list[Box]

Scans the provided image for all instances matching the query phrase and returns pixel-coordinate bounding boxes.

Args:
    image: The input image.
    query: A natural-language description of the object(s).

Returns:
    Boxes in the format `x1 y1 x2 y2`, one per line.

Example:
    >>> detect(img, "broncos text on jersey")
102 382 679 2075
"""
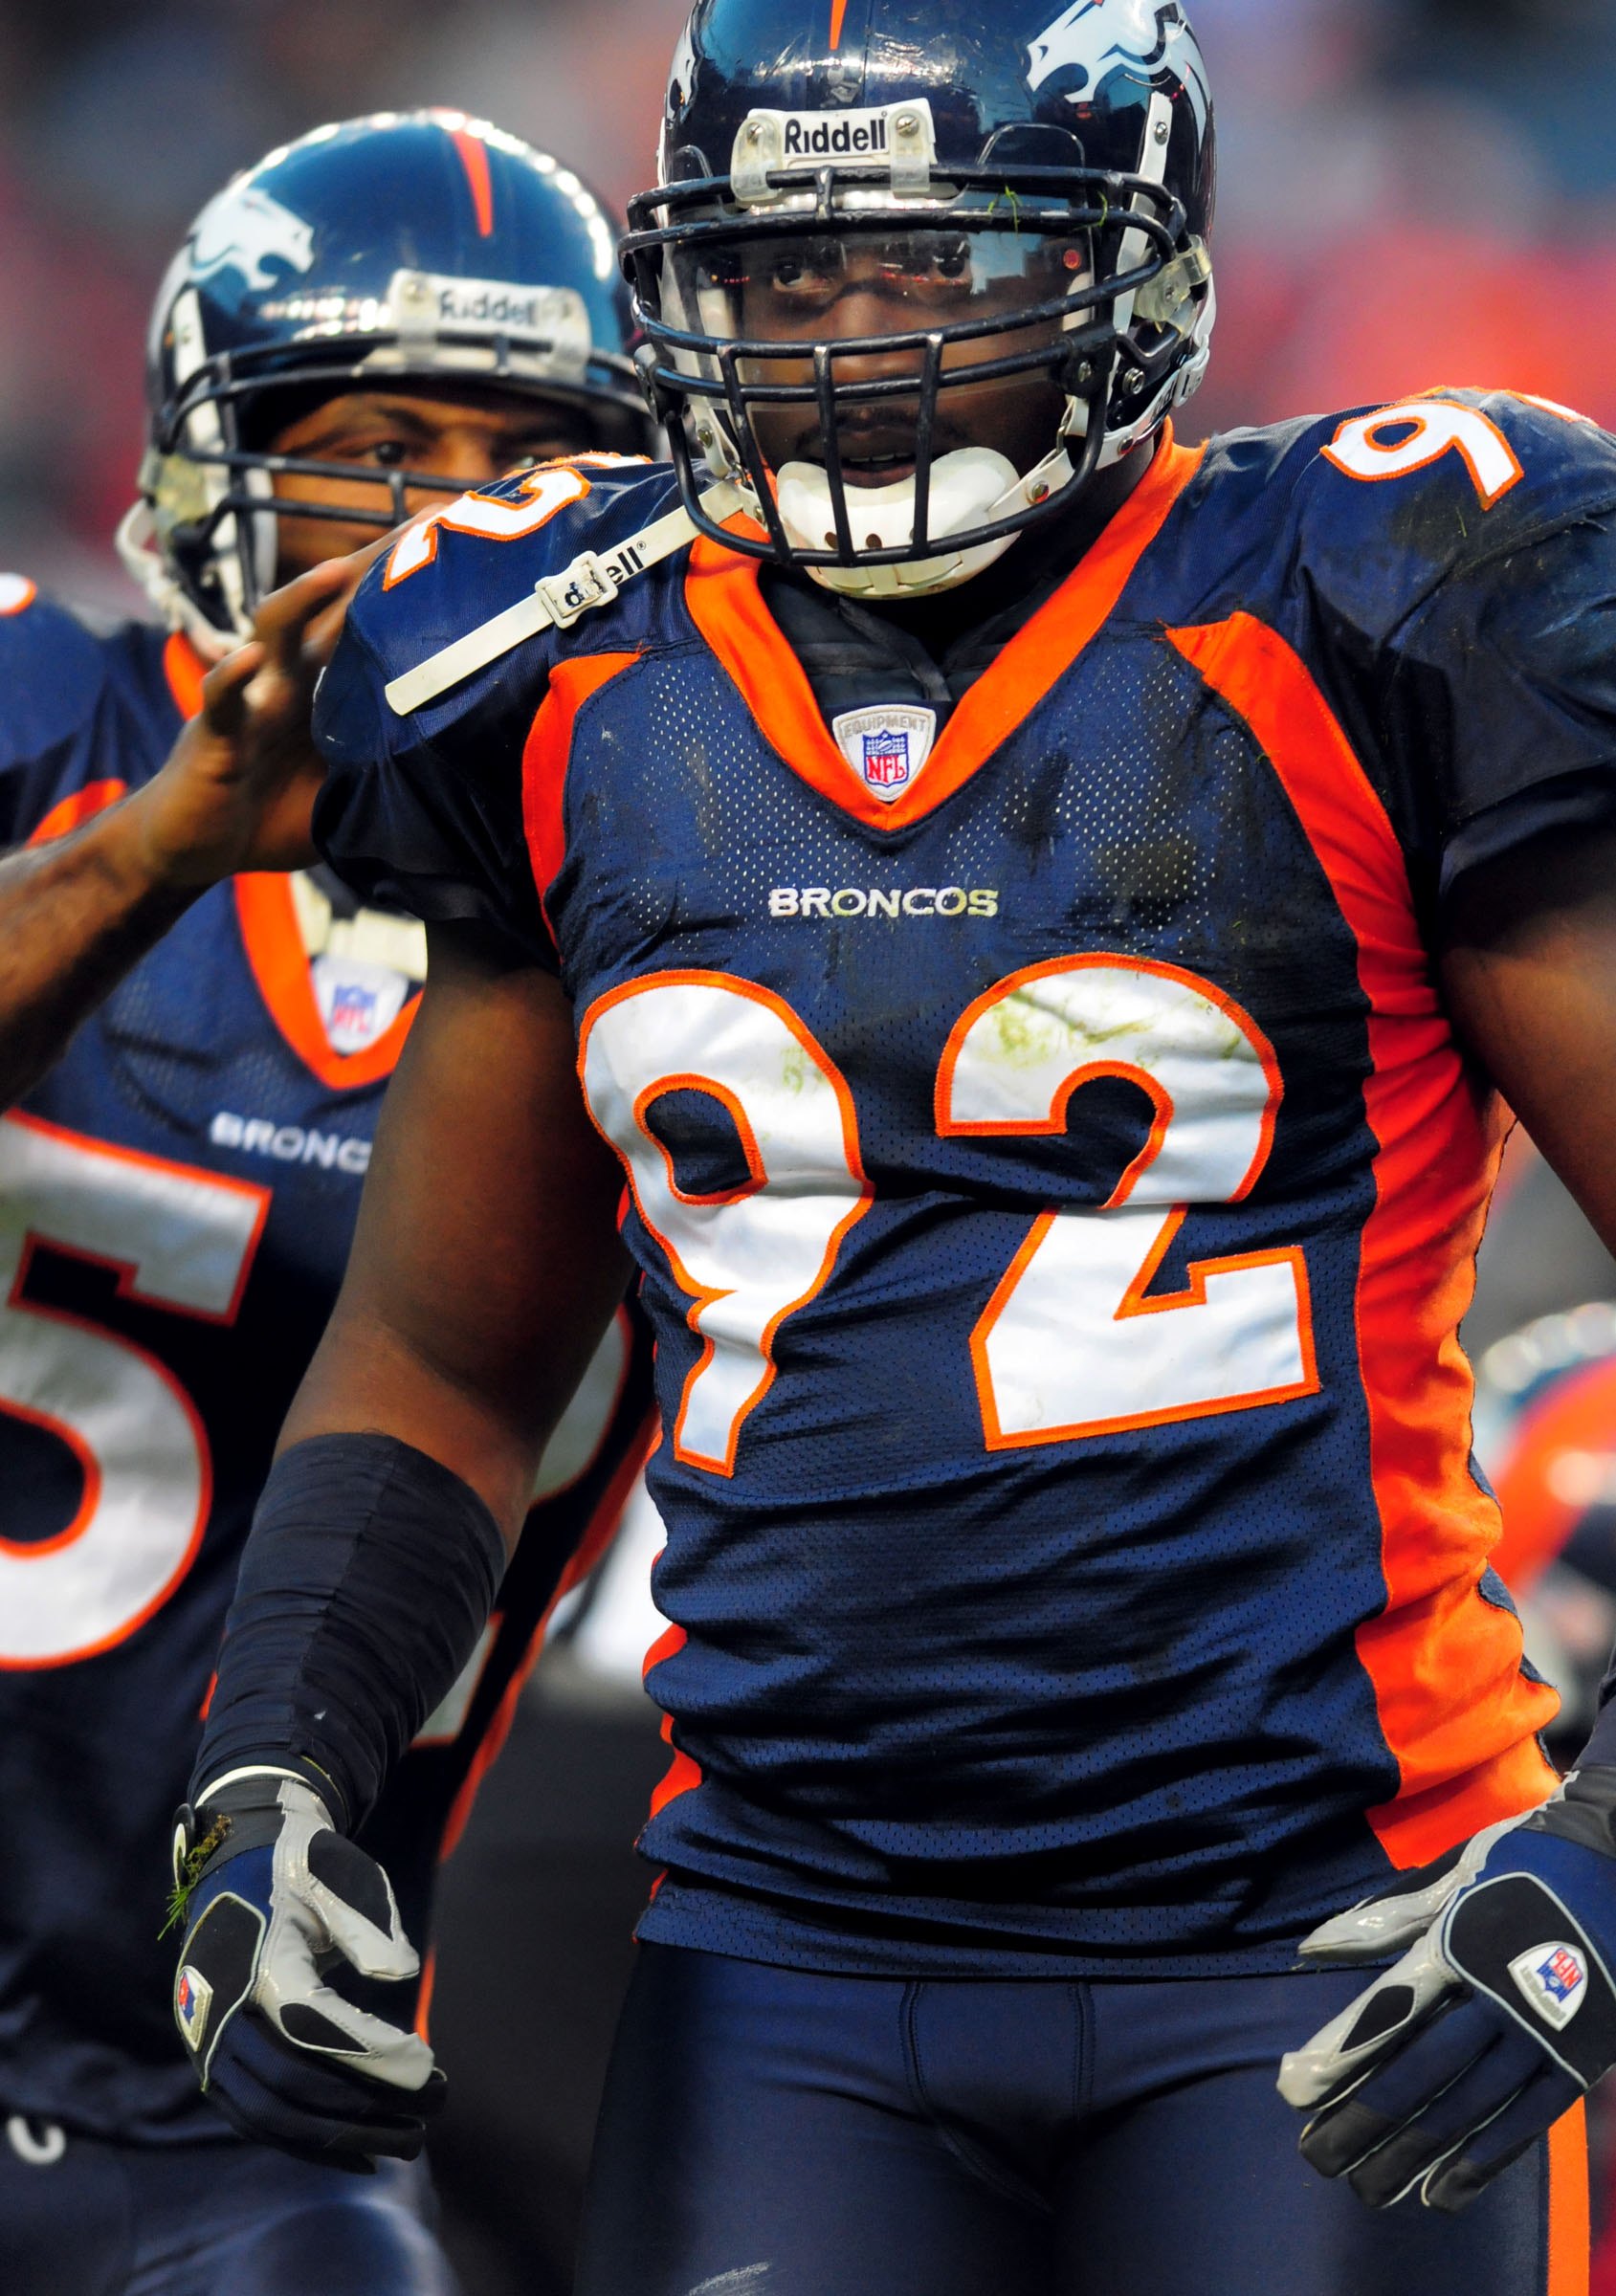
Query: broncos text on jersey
315 391 1616 1976
0 592 653 2140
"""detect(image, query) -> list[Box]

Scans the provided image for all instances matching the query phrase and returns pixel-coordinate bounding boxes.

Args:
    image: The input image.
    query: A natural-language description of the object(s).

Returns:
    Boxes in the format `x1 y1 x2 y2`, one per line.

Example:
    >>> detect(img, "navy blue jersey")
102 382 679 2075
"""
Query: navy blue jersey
0 590 653 2141
315 391 1616 1977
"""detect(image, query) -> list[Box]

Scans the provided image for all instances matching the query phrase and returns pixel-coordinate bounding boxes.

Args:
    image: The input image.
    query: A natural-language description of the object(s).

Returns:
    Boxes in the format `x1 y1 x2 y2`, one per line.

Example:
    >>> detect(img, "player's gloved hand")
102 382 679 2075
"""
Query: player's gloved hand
1278 1768 1616 2213
168 1767 445 2165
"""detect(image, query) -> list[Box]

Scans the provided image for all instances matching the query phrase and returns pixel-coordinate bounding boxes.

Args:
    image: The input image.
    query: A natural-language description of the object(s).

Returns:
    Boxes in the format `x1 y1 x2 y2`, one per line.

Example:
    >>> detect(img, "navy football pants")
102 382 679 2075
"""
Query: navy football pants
576 1943 1587 2296
0 2114 458 2296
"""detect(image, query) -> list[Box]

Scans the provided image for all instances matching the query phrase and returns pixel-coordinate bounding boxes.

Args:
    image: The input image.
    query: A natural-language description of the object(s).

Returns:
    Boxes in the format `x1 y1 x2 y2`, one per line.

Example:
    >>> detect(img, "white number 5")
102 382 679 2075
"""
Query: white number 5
0 1114 268 1668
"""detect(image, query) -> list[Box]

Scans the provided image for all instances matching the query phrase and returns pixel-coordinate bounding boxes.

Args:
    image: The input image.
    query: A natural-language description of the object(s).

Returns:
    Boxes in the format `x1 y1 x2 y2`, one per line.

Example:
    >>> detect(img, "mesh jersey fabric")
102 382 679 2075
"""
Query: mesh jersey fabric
313 394 1616 1973
0 594 653 2136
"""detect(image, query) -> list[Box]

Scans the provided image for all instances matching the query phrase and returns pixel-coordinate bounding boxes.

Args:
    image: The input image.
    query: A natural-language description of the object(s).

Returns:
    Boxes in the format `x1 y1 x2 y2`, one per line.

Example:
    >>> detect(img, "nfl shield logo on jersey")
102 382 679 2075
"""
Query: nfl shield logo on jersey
830 706 938 806
863 728 911 790
174 1963 213 2046
1508 1939 1588 2030
330 982 380 1039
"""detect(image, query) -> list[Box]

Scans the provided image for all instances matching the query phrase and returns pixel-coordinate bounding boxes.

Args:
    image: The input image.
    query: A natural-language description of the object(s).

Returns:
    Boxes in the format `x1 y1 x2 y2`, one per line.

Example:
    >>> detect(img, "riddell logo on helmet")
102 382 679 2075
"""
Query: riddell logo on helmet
436 281 546 330
780 109 890 158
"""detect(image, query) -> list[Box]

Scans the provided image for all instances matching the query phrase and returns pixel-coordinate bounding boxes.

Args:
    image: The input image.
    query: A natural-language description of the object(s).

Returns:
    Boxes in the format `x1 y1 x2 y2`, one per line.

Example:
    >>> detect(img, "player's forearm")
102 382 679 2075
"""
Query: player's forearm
278 1299 558 1549
0 793 199 1108
276 920 635 1536
1439 821 1616 1262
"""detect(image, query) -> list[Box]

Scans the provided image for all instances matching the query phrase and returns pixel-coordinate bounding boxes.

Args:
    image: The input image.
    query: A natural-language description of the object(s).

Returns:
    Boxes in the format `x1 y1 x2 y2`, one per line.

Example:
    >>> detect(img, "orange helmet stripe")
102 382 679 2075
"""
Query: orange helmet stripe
449 124 496 237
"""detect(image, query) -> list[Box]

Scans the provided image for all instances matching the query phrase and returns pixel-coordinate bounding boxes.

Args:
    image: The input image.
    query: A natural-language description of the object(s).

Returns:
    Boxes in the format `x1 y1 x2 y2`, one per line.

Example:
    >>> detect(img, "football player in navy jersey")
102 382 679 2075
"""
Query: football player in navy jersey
0 112 656 2296
166 6 1616 2292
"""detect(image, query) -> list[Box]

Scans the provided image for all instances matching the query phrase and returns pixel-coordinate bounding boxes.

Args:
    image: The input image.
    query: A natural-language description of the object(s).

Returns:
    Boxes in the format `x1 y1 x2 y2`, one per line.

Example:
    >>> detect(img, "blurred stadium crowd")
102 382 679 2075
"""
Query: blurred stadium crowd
5 0 1616 604
7 0 1616 2286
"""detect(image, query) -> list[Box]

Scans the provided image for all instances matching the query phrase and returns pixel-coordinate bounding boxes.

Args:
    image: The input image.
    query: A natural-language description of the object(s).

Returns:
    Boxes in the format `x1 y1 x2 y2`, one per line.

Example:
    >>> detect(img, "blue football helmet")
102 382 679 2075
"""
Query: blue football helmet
623 0 1215 595
121 110 653 644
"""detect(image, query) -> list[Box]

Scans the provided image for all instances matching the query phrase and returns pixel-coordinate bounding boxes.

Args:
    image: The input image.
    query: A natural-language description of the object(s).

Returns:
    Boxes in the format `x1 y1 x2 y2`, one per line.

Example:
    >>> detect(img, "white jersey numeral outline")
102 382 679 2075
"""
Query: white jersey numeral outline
579 971 873 1475
0 1113 269 1669
580 959 1317 1470
936 955 1317 1445
1322 397 1526 508
383 455 649 589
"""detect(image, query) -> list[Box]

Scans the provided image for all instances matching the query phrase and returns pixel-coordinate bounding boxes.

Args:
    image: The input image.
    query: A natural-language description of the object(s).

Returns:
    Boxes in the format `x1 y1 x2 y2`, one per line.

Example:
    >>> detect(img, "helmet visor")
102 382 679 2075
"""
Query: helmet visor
669 219 1090 514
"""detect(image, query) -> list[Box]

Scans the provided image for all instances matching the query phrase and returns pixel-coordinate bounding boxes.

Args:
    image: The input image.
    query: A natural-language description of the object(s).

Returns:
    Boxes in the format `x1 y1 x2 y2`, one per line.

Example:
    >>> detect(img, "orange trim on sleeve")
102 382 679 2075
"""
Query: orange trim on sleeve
1491 1357 1616 1600
26 780 128 846
684 430 1204 833
1548 2100 1589 2296
1167 611 1558 1869
520 651 640 937
232 872 418 1093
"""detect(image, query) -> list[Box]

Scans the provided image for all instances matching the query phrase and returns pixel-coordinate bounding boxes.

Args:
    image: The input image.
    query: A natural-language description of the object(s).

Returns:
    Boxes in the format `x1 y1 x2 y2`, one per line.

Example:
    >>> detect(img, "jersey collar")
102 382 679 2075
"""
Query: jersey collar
164 629 420 1090
163 631 209 721
683 427 1205 833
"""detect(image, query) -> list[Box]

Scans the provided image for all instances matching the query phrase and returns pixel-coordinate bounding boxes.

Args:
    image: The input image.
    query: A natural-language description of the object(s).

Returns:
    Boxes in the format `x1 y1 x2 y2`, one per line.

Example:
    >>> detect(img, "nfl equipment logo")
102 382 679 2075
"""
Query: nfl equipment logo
175 1963 213 2046
830 704 939 807
1539 1946 1585 2005
861 728 912 790
330 982 379 1037
1509 1938 1589 2030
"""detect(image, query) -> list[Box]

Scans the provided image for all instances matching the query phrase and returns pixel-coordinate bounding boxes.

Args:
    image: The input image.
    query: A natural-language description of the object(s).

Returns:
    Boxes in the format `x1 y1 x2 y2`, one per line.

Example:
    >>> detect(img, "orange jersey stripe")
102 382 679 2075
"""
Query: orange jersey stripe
26 780 128 846
521 651 641 943
1168 612 1558 1868
163 630 208 720
1550 2100 1590 2296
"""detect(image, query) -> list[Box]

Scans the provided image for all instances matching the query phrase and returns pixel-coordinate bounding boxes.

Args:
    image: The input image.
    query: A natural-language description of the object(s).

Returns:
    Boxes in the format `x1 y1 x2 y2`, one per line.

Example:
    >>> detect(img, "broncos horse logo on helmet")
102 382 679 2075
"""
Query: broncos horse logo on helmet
120 111 654 650
623 0 1214 598
188 187 317 295
1026 0 1208 122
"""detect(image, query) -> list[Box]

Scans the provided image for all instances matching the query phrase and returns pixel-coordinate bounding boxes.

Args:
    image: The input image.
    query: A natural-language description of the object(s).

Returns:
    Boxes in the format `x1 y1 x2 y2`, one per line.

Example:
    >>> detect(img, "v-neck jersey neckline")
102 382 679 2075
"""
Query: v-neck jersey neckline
160 630 420 1092
682 428 1206 835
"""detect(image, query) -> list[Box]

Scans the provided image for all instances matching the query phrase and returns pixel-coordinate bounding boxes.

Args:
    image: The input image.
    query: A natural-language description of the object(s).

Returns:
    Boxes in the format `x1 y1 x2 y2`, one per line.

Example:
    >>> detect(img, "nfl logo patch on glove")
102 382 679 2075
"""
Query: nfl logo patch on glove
1509 1940 1588 2030
174 1962 214 2046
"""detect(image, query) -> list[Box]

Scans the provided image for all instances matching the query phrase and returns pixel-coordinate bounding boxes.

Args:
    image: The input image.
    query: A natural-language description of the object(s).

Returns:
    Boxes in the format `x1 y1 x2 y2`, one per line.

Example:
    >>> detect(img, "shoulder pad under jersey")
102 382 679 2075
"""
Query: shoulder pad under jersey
0 584 179 844
0 581 126 766
1282 386 1616 643
335 454 688 752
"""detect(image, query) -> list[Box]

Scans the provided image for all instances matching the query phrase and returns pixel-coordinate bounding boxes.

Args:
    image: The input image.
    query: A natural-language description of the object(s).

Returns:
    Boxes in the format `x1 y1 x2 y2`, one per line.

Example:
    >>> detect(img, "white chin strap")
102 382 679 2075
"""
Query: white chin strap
774 444 1075 599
